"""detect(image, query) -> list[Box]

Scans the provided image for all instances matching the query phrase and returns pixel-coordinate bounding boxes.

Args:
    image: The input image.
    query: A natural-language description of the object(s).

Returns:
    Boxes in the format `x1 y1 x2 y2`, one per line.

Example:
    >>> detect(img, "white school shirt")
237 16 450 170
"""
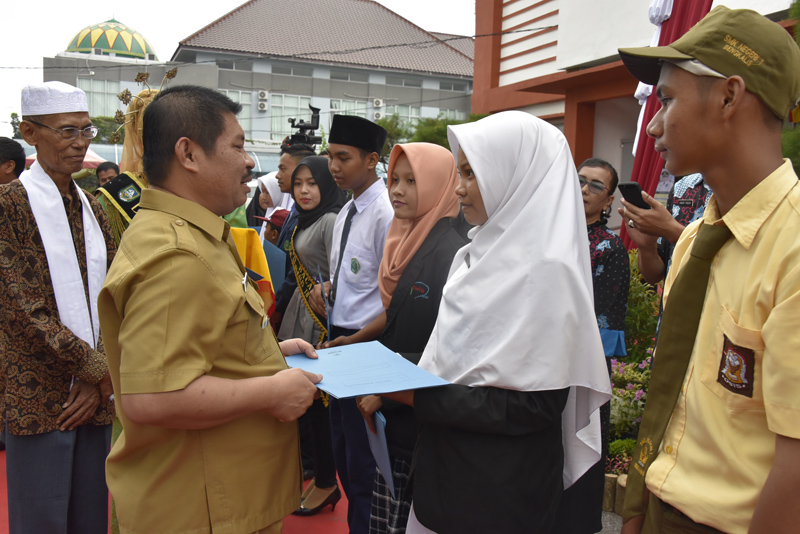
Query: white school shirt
329 179 393 330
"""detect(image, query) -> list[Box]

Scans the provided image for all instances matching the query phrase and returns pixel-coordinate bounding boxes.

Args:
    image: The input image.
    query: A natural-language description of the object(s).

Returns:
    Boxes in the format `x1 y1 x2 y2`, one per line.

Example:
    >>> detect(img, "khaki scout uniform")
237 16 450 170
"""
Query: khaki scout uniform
99 189 300 534
646 161 800 534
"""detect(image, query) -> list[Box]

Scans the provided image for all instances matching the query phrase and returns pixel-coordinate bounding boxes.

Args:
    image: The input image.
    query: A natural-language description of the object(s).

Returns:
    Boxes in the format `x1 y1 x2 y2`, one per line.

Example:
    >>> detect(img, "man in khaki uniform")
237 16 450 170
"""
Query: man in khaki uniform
98 85 322 534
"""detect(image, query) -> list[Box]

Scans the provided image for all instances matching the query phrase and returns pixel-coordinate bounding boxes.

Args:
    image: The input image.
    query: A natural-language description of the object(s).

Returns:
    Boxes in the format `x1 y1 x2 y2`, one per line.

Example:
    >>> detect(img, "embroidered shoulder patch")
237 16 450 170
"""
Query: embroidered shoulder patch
718 335 755 397
118 185 141 202
350 258 361 274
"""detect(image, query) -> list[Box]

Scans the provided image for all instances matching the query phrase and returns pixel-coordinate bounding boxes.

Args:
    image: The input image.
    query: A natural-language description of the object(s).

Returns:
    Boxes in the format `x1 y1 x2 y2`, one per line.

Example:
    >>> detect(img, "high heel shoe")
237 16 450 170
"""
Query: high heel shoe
292 485 341 517
300 479 316 502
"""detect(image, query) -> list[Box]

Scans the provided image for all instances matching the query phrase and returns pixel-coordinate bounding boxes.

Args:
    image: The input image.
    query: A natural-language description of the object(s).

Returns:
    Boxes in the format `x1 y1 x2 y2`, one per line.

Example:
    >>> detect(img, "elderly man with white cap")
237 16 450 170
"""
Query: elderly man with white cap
0 81 115 533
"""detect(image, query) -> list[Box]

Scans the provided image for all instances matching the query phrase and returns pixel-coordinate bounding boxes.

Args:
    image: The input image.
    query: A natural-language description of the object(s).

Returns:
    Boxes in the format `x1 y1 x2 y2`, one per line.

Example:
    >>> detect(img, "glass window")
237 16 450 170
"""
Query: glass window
270 93 311 141
440 81 468 92
330 99 367 119
272 65 312 77
386 76 421 88
77 78 121 117
331 70 369 83
384 105 420 126
440 109 467 121
219 90 252 136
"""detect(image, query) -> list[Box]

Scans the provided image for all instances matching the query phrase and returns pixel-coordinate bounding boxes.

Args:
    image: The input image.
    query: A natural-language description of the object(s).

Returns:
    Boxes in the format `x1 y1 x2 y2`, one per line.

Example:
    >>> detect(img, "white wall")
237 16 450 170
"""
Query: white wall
518 100 566 118
557 0 656 70
592 97 642 229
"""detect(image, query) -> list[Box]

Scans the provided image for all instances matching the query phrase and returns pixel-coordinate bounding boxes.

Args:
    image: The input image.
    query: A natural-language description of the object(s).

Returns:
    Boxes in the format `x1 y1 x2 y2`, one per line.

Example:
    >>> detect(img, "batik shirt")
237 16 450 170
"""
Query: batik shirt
0 180 116 435
587 221 629 357
656 173 712 267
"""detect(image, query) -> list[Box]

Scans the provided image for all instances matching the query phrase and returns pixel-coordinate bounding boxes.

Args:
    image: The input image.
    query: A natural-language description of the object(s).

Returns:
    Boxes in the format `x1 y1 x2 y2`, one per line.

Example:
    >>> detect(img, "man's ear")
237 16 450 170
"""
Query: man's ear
174 137 201 173
366 151 381 170
19 121 37 147
720 75 747 119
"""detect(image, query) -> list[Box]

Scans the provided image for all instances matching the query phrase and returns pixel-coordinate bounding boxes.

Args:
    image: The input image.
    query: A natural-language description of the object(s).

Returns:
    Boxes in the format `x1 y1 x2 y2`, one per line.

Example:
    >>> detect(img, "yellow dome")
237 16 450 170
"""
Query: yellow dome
66 19 157 60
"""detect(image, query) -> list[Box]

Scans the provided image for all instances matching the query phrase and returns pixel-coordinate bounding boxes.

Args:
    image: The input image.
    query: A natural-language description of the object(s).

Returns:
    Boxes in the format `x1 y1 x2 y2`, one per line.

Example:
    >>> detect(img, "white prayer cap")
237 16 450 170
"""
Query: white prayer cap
21 82 89 116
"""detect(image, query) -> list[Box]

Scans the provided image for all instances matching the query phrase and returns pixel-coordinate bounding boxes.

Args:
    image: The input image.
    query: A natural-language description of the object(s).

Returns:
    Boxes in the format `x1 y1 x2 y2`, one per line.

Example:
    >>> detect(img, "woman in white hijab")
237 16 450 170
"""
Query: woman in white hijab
384 111 611 533
256 171 294 242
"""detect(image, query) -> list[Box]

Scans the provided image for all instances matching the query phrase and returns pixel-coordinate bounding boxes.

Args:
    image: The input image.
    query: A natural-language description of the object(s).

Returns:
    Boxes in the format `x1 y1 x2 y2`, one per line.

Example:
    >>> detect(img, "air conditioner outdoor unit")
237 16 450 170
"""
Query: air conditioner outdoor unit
373 98 384 108
257 90 269 100
373 111 383 120
257 101 268 112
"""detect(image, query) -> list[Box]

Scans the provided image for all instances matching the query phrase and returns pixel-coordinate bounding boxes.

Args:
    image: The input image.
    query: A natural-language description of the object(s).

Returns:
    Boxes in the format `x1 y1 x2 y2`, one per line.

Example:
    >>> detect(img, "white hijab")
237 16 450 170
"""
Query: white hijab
257 171 293 243
258 171 293 218
417 111 611 488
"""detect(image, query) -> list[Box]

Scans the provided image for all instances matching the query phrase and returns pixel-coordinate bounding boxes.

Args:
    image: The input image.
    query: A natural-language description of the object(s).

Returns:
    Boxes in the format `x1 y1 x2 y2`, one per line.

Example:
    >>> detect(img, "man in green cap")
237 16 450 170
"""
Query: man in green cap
617 6 800 534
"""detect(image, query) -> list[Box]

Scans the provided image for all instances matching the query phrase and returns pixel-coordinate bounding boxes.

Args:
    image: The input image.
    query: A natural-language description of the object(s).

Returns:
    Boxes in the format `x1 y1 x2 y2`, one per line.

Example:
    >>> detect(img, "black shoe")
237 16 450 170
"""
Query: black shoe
292 486 341 517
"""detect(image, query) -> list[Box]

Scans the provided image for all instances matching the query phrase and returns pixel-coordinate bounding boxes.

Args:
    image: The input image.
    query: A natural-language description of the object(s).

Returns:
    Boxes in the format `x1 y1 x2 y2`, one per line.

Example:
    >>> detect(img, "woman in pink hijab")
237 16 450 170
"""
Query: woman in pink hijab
354 142 466 534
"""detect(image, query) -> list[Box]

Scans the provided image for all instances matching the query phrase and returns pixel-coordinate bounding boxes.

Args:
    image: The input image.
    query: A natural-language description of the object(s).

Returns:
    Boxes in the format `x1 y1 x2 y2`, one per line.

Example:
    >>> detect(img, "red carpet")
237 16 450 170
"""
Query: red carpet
0 451 346 534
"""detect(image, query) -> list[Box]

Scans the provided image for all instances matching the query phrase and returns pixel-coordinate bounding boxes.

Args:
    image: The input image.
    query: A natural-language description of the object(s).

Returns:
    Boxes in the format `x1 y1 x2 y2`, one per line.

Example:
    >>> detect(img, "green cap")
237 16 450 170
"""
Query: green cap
619 6 800 118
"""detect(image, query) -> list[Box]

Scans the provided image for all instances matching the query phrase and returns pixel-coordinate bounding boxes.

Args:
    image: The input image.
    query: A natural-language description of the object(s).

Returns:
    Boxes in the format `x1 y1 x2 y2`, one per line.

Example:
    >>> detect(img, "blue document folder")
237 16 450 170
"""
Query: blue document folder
365 411 395 499
285 340 449 399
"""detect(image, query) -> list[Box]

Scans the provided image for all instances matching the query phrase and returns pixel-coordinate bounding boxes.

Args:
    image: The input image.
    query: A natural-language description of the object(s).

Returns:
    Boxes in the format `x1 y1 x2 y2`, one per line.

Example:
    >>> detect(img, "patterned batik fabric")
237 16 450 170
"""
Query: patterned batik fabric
657 174 712 266
587 222 629 357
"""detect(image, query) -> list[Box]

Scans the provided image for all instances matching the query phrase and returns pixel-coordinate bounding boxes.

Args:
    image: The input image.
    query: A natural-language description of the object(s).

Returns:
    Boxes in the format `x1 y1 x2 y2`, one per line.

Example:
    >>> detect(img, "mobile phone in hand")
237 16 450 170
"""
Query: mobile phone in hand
618 183 651 210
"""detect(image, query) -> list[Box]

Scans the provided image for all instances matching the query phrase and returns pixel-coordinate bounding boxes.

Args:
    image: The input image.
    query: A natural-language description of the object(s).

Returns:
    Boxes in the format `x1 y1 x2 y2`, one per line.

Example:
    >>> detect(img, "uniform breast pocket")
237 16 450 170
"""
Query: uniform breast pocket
342 243 378 291
701 306 764 411
243 289 273 365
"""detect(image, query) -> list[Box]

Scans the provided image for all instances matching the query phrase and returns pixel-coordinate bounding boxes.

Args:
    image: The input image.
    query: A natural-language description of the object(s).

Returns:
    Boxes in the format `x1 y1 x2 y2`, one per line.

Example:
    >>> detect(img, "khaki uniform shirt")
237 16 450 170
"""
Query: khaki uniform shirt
99 189 300 534
646 160 800 533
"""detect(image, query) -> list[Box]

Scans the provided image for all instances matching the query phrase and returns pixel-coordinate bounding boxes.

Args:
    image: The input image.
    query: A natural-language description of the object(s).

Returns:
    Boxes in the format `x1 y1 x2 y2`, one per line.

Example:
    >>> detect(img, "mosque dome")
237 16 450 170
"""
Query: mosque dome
66 19 157 60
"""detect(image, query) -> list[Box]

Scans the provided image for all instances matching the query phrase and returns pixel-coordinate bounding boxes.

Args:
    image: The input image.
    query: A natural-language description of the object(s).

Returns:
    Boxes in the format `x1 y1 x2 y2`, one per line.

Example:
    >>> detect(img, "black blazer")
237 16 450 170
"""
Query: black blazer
411 371 569 533
378 217 465 460
380 217 465 353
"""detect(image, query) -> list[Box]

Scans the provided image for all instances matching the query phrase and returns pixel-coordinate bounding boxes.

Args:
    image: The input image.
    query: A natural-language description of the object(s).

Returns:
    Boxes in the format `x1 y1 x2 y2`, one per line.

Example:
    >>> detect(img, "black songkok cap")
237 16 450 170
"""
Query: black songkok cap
328 115 388 155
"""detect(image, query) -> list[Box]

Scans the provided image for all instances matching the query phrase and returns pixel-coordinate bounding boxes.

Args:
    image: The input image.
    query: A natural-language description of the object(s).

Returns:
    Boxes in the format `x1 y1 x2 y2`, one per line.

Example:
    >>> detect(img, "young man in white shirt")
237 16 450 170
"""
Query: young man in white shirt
310 114 392 534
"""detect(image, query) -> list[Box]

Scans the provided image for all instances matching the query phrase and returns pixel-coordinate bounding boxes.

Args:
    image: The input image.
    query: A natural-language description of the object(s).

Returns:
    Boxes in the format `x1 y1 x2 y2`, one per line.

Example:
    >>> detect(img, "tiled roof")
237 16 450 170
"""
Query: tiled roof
174 0 473 77
431 32 474 60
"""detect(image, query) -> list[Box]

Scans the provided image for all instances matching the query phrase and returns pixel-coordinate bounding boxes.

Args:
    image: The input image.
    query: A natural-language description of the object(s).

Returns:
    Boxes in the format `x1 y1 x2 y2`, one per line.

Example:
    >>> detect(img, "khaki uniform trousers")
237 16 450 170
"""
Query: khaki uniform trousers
644 494 725 534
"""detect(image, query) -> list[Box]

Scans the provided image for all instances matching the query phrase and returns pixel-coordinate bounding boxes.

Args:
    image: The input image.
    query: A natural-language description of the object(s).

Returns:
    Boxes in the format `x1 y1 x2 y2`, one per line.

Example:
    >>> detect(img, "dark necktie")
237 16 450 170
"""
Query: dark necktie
623 222 732 521
331 204 357 304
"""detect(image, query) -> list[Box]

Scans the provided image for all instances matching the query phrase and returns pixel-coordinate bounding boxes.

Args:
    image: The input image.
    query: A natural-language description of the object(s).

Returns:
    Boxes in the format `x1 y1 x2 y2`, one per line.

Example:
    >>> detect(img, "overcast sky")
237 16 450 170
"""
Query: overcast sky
0 0 476 137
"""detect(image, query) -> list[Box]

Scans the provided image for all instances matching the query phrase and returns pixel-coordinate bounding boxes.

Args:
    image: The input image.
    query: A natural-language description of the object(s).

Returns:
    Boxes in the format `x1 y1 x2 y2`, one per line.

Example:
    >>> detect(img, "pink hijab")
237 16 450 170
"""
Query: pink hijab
378 143 460 309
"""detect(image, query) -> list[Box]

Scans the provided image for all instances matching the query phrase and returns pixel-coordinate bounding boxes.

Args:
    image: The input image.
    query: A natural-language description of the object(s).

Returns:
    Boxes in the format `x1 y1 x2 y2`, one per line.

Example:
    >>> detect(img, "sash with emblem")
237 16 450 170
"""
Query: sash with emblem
289 226 328 344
